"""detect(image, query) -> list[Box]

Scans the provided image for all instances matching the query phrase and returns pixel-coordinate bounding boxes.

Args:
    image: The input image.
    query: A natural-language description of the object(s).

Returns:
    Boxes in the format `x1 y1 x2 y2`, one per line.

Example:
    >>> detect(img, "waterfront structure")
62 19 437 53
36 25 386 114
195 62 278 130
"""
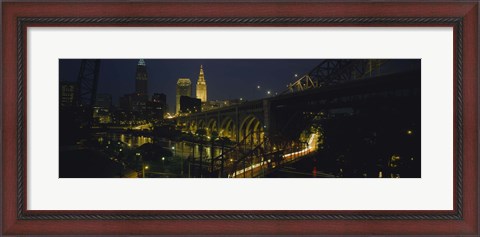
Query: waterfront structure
196 65 207 102
176 78 192 114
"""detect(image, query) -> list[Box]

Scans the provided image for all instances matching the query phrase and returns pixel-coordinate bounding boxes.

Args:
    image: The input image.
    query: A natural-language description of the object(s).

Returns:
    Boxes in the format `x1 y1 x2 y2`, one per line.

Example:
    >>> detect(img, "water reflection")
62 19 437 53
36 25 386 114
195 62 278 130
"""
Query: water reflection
160 141 222 159
99 133 153 147
97 132 222 159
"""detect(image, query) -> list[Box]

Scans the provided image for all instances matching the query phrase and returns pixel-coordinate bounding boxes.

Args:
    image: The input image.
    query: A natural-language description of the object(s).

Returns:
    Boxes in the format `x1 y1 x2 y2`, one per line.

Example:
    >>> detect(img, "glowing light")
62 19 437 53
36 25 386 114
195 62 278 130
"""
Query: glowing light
257 85 261 89
144 166 149 170
267 91 271 95
229 133 318 178
162 157 165 161
407 130 413 135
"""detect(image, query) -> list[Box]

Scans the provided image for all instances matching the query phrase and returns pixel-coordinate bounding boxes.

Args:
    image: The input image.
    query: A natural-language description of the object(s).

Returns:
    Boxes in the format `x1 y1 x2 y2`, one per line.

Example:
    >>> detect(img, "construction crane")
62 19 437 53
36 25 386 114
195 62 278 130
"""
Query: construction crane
74 59 101 128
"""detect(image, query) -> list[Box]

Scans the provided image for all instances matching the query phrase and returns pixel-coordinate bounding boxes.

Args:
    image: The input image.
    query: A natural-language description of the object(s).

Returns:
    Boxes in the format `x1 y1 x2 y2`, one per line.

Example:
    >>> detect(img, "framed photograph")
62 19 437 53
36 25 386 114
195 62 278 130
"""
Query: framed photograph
2 1 478 235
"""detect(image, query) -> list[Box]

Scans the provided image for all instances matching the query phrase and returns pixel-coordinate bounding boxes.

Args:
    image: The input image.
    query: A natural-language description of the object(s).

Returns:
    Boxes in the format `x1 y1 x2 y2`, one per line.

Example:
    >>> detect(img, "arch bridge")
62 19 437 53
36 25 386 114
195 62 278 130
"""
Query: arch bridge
179 99 267 144
177 68 420 147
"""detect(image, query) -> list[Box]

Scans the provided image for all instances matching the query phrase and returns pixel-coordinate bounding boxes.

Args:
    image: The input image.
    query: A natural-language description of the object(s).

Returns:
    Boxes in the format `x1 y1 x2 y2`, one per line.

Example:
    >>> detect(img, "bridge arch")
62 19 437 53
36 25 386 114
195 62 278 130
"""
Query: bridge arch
239 115 264 145
197 119 206 133
219 116 236 141
188 120 197 133
207 118 218 137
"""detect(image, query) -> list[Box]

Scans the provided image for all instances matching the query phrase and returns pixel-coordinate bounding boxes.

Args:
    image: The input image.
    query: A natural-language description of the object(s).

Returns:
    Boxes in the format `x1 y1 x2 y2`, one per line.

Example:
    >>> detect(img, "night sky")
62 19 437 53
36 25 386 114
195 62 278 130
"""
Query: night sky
59 59 322 112
59 59 419 113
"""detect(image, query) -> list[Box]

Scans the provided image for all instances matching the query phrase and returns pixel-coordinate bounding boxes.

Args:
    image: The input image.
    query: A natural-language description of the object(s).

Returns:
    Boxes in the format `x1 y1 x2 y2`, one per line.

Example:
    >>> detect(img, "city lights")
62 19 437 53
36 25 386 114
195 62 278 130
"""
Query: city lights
59 59 421 179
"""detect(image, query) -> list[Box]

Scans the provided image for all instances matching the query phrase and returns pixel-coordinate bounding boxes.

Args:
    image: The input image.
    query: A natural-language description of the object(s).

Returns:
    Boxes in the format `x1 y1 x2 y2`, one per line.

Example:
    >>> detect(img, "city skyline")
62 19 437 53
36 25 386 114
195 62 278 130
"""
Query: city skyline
59 59 421 179
59 59 327 112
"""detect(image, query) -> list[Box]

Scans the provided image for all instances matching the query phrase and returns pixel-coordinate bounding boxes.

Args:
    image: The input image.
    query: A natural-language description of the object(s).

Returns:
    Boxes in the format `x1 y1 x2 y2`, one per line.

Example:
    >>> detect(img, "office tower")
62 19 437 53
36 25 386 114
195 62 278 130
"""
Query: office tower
196 65 207 102
176 78 192 114
135 59 148 97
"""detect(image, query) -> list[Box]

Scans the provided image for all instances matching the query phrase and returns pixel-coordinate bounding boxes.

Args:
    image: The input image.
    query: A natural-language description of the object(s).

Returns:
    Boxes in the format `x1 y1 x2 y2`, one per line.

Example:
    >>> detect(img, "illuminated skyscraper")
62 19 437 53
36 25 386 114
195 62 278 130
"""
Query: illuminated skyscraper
135 59 148 97
196 65 207 102
176 78 192 114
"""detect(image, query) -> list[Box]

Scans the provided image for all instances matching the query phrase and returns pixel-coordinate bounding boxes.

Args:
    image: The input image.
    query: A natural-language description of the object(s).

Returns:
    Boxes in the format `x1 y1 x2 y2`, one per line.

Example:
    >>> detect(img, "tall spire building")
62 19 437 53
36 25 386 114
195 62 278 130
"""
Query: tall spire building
135 59 148 97
196 65 207 102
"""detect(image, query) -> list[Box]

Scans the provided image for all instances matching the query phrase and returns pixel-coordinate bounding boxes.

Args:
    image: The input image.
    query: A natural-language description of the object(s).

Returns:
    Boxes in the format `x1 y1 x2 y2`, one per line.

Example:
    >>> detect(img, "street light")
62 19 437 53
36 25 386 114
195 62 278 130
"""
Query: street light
142 163 148 178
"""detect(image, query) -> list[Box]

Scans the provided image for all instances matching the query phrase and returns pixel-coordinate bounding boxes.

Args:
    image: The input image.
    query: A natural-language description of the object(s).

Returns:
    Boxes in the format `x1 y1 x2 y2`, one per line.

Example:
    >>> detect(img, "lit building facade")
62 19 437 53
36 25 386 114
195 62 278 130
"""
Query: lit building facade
196 65 207 102
119 59 149 113
176 78 192 114
93 94 112 124
135 59 148 102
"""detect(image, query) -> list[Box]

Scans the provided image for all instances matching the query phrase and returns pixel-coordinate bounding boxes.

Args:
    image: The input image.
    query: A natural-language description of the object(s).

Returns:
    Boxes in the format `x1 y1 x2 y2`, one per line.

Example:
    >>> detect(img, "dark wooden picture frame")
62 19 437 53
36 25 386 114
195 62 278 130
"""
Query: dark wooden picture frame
2 1 478 235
